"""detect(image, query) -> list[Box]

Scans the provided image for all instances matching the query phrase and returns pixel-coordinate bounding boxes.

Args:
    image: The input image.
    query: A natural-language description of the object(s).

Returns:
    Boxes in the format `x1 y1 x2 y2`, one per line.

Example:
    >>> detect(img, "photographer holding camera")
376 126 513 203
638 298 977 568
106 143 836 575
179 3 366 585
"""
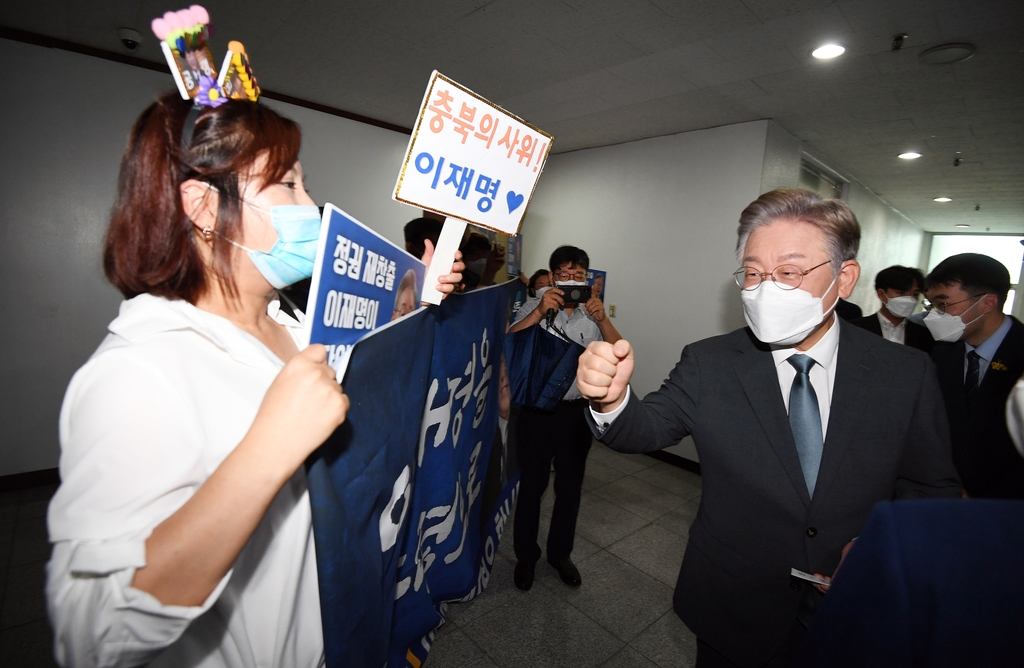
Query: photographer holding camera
507 245 621 591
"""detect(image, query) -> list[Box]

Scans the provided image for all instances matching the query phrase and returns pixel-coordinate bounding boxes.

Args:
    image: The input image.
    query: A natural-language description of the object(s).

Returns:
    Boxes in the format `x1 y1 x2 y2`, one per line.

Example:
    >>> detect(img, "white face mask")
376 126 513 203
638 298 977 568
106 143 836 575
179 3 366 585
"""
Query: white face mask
883 295 918 319
923 298 984 343
741 275 839 346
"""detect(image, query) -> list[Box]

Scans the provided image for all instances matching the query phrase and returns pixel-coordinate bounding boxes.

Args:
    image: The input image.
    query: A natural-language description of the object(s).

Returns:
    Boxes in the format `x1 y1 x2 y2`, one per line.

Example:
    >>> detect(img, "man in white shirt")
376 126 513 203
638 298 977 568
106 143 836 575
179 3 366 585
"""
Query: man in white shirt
508 245 621 592
576 188 960 668
850 265 934 354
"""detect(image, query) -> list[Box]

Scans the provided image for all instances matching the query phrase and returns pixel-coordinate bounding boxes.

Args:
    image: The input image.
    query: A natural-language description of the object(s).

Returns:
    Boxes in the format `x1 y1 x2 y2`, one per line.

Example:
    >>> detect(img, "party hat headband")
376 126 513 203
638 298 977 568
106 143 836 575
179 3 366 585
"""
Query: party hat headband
151 5 260 108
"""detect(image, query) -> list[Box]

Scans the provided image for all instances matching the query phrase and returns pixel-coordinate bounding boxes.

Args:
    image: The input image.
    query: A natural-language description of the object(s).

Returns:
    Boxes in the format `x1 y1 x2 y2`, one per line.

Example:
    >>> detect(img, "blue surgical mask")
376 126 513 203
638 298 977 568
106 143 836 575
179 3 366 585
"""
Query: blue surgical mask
225 204 322 288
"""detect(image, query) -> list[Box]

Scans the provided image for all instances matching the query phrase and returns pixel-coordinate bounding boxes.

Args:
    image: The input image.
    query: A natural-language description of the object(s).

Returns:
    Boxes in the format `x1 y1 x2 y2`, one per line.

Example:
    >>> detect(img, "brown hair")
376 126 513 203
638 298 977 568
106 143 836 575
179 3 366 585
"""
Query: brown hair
104 91 301 302
736 188 860 271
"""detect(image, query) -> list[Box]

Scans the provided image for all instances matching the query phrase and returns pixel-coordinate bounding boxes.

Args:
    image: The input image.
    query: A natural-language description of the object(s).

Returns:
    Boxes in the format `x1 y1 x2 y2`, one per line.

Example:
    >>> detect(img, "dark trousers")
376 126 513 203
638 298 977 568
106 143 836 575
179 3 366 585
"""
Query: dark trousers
695 590 815 668
513 399 592 564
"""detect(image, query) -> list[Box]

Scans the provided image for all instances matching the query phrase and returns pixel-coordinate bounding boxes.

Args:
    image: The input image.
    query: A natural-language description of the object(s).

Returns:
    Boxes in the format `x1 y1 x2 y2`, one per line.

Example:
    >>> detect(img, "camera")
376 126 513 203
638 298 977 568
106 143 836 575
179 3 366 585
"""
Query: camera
560 284 591 305
118 28 142 51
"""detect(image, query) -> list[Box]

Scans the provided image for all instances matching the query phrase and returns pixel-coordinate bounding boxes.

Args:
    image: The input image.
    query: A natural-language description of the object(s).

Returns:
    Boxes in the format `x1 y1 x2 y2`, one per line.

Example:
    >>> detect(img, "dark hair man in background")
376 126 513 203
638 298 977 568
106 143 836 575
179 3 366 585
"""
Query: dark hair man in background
404 217 443 259
851 265 934 353
926 253 1024 498
578 188 960 668
508 245 621 592
527 269 552 297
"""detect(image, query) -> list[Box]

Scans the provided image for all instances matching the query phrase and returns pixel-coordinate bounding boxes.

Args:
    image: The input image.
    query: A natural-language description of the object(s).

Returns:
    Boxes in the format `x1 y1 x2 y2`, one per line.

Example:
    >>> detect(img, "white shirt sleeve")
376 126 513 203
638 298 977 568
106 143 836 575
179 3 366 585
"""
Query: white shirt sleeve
47 349 233 668
589 386 632 435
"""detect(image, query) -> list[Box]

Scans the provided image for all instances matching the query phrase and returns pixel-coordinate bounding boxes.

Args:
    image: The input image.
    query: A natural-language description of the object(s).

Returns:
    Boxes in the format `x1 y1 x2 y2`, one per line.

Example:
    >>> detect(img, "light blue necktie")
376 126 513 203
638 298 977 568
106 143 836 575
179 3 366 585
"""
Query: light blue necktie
788 354 823 497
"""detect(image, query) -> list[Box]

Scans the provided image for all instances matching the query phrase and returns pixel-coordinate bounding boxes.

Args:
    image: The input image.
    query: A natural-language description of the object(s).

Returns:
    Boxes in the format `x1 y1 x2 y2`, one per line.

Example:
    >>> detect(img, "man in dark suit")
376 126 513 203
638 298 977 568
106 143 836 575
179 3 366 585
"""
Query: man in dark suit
577 188 961 668
851 265 934 354
790 499 1024 668
925 253 1024 498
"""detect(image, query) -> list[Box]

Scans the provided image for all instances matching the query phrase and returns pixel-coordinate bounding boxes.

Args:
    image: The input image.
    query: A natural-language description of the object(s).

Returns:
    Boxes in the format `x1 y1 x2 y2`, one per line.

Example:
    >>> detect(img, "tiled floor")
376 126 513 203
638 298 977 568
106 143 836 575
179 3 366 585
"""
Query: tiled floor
0 442 699 668
428 442 701 668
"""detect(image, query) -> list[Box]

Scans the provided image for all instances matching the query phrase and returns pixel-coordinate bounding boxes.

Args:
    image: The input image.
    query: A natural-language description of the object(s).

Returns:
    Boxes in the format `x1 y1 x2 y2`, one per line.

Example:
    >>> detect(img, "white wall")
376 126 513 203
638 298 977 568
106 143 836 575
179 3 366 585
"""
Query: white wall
844 181 926 314
0 38 417 476
520 121 773 461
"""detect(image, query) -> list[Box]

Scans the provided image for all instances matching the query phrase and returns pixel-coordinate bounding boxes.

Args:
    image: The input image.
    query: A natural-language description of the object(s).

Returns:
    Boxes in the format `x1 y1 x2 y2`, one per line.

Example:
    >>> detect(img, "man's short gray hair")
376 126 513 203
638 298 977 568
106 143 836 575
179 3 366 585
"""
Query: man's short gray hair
735 188 860 272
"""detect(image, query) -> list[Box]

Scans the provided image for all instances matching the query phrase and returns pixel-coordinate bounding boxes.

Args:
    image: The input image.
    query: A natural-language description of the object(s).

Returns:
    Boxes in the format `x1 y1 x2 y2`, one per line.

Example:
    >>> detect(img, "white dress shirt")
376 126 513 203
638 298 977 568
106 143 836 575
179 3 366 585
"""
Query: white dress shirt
47 294 325 668
592 316 841 441
876 311 906 345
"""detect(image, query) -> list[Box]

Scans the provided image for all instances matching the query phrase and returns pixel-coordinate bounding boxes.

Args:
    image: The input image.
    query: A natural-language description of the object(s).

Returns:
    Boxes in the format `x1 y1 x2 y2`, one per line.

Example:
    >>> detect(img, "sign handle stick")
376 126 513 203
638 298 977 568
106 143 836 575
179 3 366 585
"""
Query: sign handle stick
420 219 466 305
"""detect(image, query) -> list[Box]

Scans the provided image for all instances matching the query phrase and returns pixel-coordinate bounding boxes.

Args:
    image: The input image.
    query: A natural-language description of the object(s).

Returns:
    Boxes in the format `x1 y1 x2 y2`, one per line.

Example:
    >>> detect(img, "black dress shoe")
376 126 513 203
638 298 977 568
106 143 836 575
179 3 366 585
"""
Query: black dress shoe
548 557 582 587
514 561 536 591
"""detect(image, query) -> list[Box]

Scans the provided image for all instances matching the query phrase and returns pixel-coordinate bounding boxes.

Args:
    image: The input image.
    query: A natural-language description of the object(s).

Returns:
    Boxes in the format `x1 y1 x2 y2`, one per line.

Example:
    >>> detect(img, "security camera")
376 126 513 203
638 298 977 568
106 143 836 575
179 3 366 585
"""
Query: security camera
118 28 142 51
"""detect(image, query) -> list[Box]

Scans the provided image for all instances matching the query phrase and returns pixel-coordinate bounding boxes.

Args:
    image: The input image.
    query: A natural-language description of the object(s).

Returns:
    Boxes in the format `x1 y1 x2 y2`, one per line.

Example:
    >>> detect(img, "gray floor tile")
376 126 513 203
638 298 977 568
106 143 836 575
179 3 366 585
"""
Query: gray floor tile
652 501 700 538
460 584 624 667
629 610 697 668
575 494 650 549
588 444 657 476
445 553 520 628
631 464 703 501
582 459 630 492
2 560 48 629
607 524 687 588
592 477 688 521
603 645 661 667
543 551 673 643
10 514 50 566
0 618 58 668
426 628 497 667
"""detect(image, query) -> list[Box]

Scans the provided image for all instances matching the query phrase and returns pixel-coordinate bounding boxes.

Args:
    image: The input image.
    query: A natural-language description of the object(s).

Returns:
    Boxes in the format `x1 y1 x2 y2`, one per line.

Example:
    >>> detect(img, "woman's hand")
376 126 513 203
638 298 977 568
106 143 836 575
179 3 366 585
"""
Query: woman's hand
421 239 465 298
250 344 348 470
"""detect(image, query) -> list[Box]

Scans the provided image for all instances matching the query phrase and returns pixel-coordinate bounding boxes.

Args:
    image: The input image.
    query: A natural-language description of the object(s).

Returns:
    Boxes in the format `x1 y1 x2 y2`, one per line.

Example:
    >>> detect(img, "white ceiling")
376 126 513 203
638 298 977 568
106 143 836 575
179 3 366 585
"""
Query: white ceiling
3 0 1023 232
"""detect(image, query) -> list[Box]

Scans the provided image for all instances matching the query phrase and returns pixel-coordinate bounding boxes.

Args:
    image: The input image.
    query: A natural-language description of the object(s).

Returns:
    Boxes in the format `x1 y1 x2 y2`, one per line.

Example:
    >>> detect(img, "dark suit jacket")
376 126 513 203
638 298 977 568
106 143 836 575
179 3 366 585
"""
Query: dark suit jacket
834 298 862 321
588 320 961 667
931 316 1024 498
850 311 935 354
791 499 1024 668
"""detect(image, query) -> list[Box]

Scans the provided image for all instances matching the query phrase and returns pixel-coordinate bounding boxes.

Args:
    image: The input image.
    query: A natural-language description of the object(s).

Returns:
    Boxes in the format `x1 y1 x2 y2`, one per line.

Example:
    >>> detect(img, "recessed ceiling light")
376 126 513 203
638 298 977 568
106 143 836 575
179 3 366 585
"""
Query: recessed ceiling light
934 197 953 202
898 152 922 159
955 224 970 228
812 44 845 59
919 43 976 65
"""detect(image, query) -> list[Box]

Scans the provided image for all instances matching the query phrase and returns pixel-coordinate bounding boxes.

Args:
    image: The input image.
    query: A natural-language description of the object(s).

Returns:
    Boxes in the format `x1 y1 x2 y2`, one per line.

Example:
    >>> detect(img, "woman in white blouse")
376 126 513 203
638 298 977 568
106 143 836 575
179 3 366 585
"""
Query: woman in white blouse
46 92 460 667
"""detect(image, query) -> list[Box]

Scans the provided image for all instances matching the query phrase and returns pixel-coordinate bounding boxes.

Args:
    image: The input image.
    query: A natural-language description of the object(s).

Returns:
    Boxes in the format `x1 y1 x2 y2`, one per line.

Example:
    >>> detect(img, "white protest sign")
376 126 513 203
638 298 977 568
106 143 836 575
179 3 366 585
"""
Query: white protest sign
393 71 553 236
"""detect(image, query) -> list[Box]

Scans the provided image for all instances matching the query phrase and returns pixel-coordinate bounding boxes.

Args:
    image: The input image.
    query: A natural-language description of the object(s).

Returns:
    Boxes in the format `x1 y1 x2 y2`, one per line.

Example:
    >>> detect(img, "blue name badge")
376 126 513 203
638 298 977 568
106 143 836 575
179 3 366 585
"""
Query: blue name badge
305 205 426 380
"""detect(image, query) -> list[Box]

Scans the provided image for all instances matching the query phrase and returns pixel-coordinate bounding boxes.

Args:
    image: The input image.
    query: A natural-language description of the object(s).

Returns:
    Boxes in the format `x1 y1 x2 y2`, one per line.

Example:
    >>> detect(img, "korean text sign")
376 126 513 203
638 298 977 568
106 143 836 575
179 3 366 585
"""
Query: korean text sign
304 205 426 379
393 71 553 235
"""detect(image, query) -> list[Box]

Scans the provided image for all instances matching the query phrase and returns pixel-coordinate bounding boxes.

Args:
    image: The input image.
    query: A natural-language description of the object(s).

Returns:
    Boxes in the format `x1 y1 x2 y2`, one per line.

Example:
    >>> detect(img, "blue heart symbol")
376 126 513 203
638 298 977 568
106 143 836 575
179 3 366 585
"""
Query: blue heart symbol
506 191 524 214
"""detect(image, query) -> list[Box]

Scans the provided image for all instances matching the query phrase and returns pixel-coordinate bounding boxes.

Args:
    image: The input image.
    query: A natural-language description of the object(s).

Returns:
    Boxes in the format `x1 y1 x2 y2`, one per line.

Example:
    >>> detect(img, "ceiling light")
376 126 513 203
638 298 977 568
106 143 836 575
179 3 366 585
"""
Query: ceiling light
955 224 970 228
812 44 845 59
934 197 952 202
919 43 976 65
898 152 922 160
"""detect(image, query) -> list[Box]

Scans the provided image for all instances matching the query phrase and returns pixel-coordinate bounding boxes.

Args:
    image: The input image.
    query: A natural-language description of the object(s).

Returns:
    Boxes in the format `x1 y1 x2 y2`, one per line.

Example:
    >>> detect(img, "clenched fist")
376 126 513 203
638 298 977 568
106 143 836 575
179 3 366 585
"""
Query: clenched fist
250 344 349 470
577 339 634 413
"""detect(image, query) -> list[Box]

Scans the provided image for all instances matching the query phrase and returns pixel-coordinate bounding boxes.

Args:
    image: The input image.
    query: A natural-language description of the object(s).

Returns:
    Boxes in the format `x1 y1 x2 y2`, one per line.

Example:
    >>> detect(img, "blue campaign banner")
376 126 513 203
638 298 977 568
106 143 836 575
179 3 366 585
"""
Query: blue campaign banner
306 279 522 668
389 280 521 667
305 204 426 377
306 307 435 668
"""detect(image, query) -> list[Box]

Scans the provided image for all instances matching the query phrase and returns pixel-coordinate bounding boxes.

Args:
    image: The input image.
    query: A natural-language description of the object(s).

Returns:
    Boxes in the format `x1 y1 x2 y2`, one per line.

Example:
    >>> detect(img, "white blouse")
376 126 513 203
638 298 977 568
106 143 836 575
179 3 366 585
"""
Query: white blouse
46 294 324 668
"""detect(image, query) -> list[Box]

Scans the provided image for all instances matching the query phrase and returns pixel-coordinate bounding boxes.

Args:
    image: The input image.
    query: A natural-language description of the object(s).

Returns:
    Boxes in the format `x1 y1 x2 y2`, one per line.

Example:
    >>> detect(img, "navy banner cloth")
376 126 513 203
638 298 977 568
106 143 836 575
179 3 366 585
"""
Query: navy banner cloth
306 280 522 668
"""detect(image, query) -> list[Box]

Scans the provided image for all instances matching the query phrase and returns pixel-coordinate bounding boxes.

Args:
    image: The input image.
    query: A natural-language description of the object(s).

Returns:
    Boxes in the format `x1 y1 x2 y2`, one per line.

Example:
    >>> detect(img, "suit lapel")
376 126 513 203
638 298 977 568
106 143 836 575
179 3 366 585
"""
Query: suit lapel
731 332 812 508
810 321 868 511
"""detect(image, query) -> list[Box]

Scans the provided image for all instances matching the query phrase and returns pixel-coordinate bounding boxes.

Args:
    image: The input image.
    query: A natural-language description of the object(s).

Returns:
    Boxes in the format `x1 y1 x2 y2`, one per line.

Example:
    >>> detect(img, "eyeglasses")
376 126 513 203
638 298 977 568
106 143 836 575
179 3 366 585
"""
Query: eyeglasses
733 260 831 291
923 294 985 314
554 269 587 282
